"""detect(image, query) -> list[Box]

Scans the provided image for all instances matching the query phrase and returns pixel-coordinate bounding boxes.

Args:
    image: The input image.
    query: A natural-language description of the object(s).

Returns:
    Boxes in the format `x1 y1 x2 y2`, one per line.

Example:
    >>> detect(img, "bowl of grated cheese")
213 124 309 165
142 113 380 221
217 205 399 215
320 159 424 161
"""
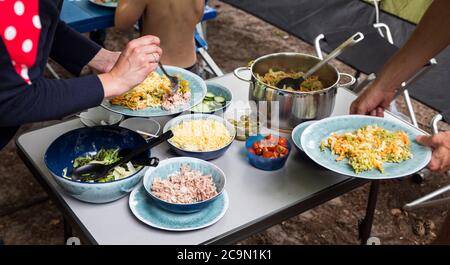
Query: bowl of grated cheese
163 114 236 160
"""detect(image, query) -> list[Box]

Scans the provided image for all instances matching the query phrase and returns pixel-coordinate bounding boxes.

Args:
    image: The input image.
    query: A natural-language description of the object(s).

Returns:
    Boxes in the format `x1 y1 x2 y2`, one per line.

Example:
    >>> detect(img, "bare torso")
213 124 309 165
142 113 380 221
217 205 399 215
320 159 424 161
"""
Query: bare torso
141 0 204 68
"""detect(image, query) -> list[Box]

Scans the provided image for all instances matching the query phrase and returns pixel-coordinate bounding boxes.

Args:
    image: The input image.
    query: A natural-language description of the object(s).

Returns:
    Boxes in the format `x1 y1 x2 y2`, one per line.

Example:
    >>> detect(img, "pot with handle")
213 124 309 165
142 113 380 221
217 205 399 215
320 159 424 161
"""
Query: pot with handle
234 33 363 131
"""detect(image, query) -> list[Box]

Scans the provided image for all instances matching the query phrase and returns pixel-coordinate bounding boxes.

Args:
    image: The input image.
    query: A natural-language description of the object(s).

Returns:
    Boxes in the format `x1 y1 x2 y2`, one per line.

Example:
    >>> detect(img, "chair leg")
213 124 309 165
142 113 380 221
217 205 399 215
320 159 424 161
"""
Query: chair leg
402 90 418 128
404 184 450 210
198 47 224 77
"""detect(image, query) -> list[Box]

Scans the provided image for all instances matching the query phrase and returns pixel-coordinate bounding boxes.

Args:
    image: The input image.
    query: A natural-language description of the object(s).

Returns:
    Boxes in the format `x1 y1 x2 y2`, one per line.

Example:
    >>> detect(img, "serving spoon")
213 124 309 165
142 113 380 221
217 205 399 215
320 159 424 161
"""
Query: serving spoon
276 32 364 90
71 130 173 182
158 62 179 93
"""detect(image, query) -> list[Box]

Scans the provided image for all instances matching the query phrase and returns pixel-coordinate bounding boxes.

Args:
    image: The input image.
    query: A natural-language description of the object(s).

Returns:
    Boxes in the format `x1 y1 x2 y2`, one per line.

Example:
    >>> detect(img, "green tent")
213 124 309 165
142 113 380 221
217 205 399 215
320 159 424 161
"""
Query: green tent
364 0 433 24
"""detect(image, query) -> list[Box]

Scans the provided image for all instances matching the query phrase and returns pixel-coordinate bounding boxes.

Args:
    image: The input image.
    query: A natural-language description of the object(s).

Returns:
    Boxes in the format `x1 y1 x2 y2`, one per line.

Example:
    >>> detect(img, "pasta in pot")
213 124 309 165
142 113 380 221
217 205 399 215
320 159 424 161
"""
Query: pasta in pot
256 69 324 92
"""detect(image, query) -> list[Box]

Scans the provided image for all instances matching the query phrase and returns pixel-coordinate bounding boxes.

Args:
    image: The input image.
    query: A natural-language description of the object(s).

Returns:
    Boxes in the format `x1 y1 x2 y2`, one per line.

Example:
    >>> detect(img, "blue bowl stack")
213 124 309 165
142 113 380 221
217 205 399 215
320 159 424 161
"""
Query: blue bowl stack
143 157 226 213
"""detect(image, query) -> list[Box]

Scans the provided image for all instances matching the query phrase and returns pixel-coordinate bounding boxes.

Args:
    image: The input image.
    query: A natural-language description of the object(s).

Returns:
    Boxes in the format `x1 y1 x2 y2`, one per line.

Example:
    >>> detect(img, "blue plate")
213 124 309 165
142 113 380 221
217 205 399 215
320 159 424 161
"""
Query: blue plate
301 115 432 180
101 66 207 117
129 184 229 231
291 120 317 152
88 0 117 8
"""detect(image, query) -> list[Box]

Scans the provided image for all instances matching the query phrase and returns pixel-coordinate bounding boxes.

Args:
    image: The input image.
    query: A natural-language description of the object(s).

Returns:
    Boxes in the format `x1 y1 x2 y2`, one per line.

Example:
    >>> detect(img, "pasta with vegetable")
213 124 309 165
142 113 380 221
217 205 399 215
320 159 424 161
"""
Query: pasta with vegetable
320 125 412 173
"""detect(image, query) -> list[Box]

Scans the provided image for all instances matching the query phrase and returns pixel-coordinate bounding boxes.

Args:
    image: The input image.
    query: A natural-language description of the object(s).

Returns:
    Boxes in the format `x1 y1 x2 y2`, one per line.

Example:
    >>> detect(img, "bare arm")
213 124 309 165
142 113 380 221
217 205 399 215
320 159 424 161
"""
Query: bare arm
87 48 121 73
115 0 147 31
351 0 450 116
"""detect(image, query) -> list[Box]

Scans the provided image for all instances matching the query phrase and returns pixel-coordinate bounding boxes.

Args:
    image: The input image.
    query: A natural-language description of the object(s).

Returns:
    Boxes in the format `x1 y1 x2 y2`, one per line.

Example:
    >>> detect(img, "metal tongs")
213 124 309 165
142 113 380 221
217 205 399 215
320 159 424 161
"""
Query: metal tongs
71 130 173 182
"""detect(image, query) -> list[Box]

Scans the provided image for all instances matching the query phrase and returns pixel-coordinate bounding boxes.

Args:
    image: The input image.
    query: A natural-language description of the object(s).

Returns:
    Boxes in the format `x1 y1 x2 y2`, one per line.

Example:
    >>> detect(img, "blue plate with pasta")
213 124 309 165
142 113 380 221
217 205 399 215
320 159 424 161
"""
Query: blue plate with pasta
300 115 432 180
101 66 207 117
88 0 118 8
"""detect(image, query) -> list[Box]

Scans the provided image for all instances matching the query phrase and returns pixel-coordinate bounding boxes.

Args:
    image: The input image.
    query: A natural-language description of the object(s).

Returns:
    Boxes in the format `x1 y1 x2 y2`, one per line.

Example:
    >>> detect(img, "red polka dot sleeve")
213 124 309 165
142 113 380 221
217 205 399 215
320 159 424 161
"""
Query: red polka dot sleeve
0 0 41 84
0 0 105 130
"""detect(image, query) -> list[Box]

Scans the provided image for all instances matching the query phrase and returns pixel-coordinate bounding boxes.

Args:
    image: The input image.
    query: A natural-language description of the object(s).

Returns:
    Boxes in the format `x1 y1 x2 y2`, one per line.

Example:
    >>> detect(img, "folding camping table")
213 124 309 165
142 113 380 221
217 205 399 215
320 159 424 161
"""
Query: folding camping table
61 0 218 33
16 73 425 245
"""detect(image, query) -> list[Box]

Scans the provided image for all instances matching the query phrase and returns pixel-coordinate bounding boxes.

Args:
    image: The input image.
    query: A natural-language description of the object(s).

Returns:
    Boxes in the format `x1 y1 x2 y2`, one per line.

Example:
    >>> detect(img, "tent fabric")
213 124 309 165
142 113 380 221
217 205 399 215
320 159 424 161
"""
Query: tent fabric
364 0 433 25
220 0 449 122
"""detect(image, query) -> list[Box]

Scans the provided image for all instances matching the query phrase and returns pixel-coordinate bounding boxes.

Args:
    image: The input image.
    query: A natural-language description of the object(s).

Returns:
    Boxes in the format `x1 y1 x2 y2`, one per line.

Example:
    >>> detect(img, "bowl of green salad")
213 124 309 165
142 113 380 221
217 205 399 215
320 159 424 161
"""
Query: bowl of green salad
44 126 158 203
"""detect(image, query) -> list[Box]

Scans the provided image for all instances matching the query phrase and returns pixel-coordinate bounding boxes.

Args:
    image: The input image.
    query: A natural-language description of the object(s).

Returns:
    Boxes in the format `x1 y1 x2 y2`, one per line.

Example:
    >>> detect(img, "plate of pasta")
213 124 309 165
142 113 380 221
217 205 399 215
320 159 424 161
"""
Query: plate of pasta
89 0 118 8
300 115 432 179
101 66 207 117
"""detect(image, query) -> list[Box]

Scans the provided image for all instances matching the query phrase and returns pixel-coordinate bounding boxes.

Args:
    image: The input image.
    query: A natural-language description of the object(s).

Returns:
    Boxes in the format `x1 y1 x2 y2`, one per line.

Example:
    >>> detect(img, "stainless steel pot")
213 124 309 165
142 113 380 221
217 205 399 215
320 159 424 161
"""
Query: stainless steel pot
234 52 356 131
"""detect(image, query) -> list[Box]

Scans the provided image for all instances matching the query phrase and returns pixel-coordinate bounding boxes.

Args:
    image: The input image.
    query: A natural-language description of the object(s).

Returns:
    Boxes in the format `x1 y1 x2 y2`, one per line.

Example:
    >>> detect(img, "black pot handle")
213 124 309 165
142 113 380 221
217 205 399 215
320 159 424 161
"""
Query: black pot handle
149 157 159 167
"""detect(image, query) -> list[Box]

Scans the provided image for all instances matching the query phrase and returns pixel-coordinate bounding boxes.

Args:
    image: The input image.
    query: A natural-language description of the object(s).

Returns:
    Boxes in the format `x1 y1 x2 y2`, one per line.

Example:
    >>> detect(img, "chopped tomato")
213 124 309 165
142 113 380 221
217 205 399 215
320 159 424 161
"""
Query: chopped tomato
278 137 288 147
276 145 288 155
255 147 263 155
266 145 276 152
248 135 289 159
265 134 275 141
252 142 260 150
262 151 274 158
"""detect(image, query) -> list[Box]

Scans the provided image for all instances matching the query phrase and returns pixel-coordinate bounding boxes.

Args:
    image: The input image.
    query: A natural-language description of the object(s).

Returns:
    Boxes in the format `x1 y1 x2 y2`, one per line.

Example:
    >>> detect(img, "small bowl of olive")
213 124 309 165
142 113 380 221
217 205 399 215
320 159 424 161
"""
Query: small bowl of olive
225 109 263 141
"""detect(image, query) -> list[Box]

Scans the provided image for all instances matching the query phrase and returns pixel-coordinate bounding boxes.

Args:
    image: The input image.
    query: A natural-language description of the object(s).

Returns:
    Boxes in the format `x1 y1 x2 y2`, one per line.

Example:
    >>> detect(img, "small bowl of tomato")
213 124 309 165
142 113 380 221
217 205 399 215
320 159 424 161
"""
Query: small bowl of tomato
245 134 291 171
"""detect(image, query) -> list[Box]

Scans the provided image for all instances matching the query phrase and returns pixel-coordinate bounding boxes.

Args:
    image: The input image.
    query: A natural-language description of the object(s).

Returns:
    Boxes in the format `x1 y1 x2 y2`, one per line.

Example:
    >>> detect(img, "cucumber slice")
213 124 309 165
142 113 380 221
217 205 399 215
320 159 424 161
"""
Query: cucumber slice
192 103 211 113
206 92 215 98
203 97 213 101
214 96 225 103
199 103 212 112
213 102 223 108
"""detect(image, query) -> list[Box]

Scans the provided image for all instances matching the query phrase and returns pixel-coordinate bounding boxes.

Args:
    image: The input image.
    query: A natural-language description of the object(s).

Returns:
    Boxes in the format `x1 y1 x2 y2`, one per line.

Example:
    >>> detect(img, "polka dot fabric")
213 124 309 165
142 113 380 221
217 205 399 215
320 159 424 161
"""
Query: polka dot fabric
0 0 41 84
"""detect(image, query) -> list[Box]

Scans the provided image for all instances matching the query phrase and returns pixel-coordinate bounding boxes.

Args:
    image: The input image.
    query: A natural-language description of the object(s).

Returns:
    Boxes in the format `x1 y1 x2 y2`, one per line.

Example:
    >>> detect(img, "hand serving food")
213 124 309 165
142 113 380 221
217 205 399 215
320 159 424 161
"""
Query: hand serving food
99 35 162 98
416 131 450 173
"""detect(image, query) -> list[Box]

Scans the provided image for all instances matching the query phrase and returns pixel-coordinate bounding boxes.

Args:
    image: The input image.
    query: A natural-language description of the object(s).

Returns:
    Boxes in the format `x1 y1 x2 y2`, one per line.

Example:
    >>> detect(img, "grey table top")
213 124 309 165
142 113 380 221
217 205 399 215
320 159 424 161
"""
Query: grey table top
17 73 373 245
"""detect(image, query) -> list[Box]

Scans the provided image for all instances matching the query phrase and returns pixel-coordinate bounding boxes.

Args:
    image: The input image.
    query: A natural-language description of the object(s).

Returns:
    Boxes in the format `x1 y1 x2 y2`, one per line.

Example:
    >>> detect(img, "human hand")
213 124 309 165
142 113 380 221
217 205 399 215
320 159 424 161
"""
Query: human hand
99 35 162 98
350 82 396 117
416 131 450 173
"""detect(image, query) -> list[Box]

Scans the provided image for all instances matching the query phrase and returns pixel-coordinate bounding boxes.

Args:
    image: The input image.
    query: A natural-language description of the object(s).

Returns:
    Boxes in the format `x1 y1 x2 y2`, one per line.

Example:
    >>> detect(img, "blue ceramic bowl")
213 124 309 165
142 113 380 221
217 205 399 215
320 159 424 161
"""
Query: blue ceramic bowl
143 157 226 213
44 126 151 203
163 114 236 160
245 134 292 171
190 82 233 114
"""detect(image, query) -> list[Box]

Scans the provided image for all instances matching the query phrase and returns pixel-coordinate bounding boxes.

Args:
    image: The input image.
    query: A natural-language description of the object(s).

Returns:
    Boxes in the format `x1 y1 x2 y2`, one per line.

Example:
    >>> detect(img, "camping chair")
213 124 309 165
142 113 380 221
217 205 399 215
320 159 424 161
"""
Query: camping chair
313 21 433 128
195 24 224 77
